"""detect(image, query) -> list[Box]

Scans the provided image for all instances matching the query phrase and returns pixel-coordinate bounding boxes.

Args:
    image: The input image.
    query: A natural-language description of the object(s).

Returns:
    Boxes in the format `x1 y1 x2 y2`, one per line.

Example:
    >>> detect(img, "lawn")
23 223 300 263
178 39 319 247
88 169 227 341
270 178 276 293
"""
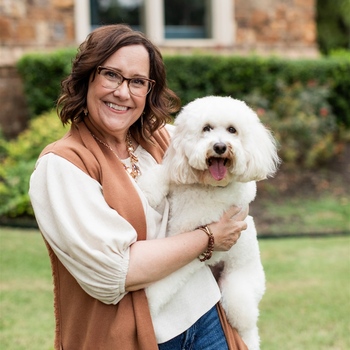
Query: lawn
251 194 350 236
0 228 54 350
259 236 350 350
0 228 349 349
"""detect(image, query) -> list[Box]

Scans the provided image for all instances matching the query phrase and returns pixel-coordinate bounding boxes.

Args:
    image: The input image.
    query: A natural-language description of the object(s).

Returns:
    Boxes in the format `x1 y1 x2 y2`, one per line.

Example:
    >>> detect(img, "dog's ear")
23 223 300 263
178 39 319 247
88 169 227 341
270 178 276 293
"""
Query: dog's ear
162 129 198 184
237 112 281 182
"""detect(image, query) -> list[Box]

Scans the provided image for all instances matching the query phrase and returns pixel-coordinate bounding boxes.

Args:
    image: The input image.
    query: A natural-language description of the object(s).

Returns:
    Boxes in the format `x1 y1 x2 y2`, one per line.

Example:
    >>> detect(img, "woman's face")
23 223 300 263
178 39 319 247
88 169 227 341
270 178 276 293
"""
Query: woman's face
87 45 150 139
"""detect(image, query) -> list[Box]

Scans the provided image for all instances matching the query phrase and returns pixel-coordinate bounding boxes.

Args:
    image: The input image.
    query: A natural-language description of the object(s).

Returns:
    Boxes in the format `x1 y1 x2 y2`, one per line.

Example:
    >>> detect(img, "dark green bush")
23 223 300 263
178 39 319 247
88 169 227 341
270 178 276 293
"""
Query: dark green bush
243 81 345 169
16 50 350 127
165 55 350 128
0 111 67 217
316 0 350 55
16 48 76 117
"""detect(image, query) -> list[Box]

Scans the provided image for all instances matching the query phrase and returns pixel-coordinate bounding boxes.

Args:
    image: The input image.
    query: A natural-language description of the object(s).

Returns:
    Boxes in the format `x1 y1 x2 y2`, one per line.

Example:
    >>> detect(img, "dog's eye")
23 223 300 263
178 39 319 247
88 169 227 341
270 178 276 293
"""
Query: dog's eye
203 125 213 132
228 126 237 134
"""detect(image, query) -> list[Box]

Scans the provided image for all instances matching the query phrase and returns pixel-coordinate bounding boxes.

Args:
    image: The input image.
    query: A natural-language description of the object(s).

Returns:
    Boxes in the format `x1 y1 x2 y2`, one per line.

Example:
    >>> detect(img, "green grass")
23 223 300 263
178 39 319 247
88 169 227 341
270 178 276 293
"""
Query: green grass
259 236 350 350
0 228 54 350
0 229 349 349
252 194 350 236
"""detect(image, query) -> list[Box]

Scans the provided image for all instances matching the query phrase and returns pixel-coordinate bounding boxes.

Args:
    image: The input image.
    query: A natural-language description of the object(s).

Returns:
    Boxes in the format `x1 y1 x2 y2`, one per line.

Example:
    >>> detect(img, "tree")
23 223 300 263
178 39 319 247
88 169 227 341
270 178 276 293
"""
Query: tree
317 0 350 54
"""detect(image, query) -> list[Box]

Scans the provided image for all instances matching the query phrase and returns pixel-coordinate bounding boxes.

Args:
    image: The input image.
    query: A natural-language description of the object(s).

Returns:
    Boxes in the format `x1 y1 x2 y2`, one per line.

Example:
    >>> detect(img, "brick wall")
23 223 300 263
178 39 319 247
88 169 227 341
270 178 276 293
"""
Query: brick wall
0 0 75 64
0 0 317 64
234 0 317 56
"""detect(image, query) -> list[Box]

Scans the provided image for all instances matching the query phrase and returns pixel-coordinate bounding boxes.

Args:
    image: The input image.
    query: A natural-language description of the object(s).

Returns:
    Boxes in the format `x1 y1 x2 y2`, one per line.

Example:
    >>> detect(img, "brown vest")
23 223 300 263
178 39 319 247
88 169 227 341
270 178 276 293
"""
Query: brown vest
40 119 247 350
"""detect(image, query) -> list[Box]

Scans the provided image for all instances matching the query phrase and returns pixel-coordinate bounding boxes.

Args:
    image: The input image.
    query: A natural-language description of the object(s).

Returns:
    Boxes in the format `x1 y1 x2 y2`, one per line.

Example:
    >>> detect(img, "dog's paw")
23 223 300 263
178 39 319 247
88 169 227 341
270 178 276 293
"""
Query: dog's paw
138 165 169 208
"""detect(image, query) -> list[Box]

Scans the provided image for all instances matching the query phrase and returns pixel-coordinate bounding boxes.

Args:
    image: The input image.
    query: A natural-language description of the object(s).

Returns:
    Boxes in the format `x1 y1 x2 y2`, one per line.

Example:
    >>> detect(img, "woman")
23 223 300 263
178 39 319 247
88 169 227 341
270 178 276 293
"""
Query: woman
29 24 248 350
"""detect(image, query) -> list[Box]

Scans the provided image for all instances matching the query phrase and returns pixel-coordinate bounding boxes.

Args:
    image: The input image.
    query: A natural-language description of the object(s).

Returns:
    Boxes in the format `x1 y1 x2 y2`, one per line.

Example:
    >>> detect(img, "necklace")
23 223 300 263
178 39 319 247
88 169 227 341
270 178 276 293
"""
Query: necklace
91 131 141 179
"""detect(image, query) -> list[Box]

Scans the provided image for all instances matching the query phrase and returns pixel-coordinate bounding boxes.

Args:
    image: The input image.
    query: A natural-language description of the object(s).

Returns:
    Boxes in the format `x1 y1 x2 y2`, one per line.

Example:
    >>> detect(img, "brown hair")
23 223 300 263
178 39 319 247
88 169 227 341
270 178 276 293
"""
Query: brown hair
57 24 180 140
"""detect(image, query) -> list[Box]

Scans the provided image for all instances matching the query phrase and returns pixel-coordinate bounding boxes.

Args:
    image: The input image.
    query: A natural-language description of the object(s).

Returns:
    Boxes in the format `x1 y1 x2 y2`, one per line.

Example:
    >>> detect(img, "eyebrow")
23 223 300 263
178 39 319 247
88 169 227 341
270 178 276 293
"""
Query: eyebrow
103 66 150 79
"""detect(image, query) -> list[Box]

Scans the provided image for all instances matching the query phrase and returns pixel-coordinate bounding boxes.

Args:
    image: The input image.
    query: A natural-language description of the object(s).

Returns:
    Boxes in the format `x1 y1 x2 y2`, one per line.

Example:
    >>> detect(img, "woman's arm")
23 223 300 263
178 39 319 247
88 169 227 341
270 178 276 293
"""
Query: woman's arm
30 154 135 304
126 206 248 291
30 154 247 302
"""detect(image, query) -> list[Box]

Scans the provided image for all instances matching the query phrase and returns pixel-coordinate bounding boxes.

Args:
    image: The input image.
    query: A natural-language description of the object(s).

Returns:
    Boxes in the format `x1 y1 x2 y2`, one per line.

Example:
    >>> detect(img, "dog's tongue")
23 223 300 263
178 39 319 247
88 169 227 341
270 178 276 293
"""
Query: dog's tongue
208 158 227 181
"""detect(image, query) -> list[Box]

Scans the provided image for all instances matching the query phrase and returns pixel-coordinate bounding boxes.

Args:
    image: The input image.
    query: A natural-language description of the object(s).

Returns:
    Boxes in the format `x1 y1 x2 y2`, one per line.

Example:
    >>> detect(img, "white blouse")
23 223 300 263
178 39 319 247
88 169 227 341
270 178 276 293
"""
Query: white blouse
29 145 220 343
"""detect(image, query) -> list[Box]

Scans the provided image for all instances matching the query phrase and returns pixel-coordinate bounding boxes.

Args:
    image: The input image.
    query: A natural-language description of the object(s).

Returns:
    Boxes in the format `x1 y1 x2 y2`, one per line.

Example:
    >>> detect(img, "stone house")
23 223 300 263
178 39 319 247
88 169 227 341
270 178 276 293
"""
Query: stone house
0 0 317 137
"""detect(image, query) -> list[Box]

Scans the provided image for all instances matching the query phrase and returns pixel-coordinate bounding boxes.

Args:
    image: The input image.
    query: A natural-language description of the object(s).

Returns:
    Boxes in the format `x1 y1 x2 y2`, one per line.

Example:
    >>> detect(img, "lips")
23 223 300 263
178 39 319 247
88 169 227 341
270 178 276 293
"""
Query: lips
207 157 229 181
105 102 128 111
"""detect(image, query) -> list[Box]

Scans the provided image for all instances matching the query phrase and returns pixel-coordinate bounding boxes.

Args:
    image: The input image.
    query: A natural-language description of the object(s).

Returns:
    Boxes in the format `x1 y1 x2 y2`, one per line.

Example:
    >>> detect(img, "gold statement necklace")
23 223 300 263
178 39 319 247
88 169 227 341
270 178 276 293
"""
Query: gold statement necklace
91 131 141 179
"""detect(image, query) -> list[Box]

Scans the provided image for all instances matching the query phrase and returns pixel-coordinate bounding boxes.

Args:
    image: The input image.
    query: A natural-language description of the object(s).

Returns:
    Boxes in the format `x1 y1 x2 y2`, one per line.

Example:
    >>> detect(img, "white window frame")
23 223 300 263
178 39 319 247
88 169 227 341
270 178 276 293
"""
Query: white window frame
74 0 234 46
74 0 91 45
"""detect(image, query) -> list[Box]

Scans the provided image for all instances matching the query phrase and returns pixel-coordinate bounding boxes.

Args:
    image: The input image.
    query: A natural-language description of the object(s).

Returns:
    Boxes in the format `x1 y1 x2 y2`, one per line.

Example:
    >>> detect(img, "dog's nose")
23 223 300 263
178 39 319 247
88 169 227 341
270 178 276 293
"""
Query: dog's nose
213 142 227 155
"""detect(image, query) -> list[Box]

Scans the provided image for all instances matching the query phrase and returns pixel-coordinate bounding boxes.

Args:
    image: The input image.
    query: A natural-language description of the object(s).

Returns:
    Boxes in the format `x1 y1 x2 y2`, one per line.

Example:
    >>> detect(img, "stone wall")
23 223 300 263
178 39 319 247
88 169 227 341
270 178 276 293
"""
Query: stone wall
0 0 75 65
234 0 317 57
0 0 318 64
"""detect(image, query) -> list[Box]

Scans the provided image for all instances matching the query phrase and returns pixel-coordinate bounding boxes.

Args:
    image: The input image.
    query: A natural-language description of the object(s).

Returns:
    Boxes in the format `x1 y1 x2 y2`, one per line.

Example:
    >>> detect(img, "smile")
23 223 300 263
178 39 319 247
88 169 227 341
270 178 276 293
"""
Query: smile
105 102 128 111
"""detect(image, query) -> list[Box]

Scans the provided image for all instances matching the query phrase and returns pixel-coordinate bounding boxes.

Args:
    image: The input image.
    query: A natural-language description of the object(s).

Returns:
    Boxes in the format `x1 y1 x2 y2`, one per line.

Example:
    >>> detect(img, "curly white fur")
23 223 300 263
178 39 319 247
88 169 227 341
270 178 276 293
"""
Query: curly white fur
139 96 280 350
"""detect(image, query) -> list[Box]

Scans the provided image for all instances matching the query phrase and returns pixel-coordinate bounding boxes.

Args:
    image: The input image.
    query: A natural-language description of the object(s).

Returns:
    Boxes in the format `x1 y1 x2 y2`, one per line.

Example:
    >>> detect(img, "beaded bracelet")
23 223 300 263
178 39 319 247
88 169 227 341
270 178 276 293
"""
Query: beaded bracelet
198 225 215 262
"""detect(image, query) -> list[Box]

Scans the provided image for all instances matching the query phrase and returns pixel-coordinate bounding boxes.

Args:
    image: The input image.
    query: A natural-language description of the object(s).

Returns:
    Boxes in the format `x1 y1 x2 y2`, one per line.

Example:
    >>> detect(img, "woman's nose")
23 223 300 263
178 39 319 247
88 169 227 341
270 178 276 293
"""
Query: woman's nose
113 80 130 98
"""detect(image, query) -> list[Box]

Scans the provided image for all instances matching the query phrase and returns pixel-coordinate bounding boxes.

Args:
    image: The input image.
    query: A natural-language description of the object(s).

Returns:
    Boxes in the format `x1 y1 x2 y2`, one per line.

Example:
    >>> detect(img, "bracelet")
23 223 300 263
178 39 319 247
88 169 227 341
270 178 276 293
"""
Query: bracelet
197 225 215 262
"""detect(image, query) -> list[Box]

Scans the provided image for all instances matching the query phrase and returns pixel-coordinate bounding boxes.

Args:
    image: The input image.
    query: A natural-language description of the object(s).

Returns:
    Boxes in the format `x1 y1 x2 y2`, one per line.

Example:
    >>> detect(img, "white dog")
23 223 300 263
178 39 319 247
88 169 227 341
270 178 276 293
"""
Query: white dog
139 96 280 350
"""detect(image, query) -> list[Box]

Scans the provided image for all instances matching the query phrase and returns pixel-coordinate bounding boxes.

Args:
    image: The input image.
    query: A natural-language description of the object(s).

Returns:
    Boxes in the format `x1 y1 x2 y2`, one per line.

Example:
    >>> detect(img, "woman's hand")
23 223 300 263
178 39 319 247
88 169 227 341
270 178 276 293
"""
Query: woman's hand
208 206 249 251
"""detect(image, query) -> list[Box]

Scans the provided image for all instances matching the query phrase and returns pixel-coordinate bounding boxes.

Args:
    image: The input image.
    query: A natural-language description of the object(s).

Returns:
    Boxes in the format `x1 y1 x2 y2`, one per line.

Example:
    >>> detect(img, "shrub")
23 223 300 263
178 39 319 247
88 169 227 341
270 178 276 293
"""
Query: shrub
16 50 350 127
0 111 67 217
16 48 76 117
244 81 343 169
165 55 350 128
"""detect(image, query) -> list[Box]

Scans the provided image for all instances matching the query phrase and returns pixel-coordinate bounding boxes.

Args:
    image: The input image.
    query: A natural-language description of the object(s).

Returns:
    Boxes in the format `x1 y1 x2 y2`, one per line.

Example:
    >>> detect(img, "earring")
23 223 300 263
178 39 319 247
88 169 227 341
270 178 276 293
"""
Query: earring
83 109 88 116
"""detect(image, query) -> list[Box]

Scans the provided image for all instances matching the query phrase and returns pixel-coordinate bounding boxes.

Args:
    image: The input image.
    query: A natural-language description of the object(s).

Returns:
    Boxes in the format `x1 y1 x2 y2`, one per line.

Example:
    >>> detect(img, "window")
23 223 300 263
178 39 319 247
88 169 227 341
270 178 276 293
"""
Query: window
90 0 144 31
164 0 210 39
74 0 234 46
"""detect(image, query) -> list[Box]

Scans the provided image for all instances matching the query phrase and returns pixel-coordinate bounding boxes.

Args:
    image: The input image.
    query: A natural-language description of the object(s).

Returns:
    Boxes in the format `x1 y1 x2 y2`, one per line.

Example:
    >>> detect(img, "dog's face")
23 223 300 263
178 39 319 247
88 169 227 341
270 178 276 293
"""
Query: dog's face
164 96 280 186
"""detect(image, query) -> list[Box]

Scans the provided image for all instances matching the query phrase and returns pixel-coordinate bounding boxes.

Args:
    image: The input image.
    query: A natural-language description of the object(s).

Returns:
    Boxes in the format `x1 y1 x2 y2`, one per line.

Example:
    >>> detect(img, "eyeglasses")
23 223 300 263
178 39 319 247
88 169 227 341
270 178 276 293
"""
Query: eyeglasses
97 66 155 97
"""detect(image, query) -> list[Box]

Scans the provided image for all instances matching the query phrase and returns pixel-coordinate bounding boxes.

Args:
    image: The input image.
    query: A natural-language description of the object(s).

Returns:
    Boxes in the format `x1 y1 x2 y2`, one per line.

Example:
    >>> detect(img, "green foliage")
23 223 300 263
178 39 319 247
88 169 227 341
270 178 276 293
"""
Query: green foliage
16 48 76 117
326 55 350 127
0 111 67 217
316 0 350 55
330 49 350 58
164 55 350 128
244 81 343 169
16 49 350 128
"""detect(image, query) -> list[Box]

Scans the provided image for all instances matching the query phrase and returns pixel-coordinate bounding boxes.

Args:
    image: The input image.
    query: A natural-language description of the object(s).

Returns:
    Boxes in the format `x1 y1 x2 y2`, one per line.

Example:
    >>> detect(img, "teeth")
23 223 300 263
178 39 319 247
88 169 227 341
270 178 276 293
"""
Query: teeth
106 102 127 111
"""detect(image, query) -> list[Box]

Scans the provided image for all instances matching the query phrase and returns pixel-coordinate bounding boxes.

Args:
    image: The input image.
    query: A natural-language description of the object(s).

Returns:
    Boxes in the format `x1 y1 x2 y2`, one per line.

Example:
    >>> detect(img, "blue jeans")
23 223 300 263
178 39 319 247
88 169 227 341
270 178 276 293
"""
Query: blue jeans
158 305 229 350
